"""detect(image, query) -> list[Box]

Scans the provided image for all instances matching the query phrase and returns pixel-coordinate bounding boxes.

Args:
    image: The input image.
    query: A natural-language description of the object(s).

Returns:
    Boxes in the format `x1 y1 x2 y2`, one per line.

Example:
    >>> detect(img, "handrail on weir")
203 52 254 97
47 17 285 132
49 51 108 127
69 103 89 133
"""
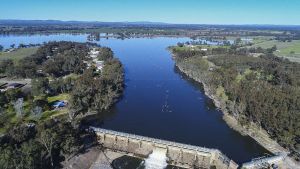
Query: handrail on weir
241 153 287 168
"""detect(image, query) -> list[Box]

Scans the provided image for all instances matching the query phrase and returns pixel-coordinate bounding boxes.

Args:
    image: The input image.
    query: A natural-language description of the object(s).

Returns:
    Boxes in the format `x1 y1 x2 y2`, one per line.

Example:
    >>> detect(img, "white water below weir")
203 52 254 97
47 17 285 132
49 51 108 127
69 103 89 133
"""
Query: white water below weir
144 148 168 169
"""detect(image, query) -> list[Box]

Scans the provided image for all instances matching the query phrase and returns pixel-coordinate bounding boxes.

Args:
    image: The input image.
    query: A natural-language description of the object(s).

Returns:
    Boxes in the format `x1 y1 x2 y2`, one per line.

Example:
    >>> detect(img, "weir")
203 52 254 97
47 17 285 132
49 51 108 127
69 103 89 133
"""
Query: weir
241 153 287 169
91 127 239 169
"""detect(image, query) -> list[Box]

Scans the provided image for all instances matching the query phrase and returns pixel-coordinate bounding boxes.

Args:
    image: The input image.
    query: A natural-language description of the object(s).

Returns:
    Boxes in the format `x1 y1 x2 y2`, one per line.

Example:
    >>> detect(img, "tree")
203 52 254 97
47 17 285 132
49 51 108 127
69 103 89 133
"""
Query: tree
5 89 23 103
8 124 36 144
0 59 13 74
234 38 242 45
271 45 277 52
97 47 114 61
18 140 42 169
69 69 95 118
69 58 124 119
31 77 50 96
0 145 14 168
18 43 26 48
14 98 24 117
177 42 184 47
38 129 57 168
0 45 3 51
31 106 43 119
0 92 7 107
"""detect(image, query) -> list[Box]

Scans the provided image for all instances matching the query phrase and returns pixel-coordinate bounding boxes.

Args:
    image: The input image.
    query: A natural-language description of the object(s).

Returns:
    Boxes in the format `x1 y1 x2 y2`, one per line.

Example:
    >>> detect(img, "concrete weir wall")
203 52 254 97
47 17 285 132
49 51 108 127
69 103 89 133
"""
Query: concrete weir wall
91 127 238 169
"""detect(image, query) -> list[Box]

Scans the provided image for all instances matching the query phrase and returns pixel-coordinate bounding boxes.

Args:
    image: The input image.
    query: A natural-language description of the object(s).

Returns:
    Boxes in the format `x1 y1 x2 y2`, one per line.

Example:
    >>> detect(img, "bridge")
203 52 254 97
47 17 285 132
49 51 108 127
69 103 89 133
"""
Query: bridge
91 127 239 169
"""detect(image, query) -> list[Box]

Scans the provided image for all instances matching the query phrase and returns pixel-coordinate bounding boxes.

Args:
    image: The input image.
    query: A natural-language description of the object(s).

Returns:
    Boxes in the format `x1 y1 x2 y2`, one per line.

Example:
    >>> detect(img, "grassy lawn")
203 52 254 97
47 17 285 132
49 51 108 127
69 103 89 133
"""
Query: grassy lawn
0 47 38 63
47 93 70 103
44 93 70 120
251 36 273 44
40 109 68 120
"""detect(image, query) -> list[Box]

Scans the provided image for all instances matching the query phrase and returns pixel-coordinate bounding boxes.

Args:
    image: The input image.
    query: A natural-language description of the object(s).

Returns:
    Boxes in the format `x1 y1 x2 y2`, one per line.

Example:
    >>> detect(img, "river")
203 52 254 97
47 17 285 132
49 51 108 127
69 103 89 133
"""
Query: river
0 34 269 164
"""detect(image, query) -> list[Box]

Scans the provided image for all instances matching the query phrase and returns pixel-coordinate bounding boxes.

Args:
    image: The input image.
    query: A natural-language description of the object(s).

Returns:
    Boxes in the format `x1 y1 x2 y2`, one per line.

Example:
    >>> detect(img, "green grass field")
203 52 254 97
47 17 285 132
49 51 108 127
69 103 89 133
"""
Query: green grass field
47 93 70 103
251 36 273 44
0 47 38 63
251 40 300 62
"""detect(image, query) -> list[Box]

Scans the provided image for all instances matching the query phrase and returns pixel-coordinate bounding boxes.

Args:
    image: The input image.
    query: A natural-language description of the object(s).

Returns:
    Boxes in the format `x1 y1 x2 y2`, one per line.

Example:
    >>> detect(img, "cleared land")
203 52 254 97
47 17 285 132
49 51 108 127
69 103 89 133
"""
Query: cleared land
0 47 38 62
251 40 300 62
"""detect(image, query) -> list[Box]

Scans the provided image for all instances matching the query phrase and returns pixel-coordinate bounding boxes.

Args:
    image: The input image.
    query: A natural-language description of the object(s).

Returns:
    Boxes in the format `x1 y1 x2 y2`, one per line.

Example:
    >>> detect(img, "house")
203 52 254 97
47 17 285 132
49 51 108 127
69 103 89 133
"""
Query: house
201 48 208 51
95 60 104 71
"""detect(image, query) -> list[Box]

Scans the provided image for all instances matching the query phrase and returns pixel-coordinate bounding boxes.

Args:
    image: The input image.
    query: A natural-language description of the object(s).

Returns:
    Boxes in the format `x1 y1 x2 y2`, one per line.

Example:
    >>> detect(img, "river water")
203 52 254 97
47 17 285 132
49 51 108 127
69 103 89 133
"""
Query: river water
0 34 268 164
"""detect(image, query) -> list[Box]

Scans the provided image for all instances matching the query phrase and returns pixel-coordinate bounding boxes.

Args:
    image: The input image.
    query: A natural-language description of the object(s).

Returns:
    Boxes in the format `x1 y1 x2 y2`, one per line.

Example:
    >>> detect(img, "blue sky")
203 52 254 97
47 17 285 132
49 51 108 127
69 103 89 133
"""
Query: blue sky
0 0 299 25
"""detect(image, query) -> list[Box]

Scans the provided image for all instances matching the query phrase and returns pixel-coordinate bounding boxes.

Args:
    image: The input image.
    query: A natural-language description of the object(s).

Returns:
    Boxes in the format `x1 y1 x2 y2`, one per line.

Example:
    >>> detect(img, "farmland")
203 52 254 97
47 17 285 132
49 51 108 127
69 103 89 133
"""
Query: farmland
251 40 300 62
0 47 38 63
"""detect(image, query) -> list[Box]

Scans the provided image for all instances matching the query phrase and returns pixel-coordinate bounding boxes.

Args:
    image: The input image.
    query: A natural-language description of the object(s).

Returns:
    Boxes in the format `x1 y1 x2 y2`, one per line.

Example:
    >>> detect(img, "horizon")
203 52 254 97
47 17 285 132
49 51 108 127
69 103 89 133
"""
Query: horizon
1 19 300 27
1 0 300 25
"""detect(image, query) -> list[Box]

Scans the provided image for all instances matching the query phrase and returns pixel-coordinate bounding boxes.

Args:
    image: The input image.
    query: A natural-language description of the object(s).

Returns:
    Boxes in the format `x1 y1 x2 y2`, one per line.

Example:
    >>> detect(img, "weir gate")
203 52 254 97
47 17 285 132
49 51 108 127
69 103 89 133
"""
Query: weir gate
91 127 239 169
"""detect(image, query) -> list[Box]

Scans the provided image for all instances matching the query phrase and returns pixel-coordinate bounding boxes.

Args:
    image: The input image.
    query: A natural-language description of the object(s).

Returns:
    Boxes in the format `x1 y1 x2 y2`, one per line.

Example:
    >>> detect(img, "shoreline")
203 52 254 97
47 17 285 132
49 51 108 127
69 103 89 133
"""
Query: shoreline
173 62 300 168
174 60 288 155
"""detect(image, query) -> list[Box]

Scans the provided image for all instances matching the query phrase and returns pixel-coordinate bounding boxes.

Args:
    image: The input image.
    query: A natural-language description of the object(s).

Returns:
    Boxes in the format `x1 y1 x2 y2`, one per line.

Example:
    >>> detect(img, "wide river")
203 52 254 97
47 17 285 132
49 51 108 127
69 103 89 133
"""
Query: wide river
0 34 268 163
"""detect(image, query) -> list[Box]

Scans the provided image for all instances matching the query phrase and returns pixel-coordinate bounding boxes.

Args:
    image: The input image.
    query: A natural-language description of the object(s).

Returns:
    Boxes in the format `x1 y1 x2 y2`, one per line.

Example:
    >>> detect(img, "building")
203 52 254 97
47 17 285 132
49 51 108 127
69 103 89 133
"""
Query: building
89 48 100 58
95 60 104 71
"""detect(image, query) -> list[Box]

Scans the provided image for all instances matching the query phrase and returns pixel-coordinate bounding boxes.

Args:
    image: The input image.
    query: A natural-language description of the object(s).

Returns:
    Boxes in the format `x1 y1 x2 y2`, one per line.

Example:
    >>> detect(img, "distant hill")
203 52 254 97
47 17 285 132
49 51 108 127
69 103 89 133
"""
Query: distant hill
0 19 299 30
0 19 169 26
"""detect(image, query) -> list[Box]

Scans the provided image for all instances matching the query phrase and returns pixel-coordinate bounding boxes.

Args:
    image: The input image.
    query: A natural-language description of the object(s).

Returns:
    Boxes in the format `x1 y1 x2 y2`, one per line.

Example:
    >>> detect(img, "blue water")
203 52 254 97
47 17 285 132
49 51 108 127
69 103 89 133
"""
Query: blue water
0 34 268 164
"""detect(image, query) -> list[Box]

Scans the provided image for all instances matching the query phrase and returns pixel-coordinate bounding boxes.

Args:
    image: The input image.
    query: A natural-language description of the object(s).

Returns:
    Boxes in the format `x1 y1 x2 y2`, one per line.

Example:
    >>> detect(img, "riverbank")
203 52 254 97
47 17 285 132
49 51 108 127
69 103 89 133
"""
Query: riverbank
173 55 300 168
170 49 300 168
175 61 287 152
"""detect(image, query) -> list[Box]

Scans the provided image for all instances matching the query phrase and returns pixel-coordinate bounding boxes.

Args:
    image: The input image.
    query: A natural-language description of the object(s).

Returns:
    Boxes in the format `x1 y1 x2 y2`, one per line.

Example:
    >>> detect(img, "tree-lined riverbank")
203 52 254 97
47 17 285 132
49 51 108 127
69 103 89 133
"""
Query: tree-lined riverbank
170 45 300 165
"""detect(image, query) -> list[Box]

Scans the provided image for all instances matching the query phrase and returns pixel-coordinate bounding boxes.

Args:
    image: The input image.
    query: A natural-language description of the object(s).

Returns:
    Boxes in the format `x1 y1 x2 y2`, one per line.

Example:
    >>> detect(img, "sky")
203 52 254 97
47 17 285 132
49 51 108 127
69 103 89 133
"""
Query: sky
0 0 299 25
